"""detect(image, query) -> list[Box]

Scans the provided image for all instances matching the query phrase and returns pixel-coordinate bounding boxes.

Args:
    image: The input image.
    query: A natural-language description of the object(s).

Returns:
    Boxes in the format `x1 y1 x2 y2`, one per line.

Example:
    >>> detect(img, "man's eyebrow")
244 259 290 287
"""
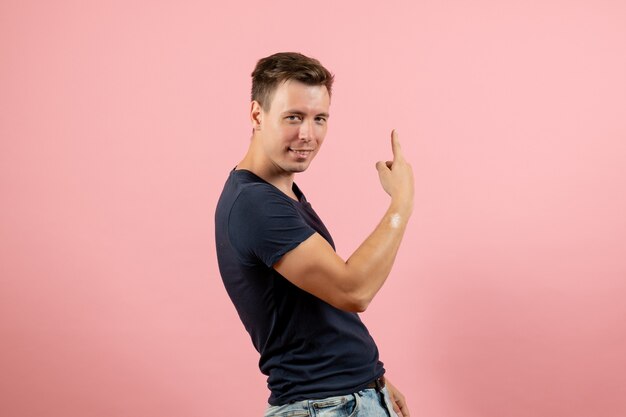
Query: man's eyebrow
282 110 330 118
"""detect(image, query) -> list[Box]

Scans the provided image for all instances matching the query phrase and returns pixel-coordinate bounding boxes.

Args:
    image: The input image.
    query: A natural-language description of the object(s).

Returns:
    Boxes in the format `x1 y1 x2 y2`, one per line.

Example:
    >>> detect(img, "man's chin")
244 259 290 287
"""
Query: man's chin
287 162 312 173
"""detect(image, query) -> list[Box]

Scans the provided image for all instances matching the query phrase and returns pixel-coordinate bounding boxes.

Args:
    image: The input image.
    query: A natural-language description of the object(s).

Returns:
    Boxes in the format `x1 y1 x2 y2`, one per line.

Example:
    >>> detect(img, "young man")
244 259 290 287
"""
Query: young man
215 52 413 417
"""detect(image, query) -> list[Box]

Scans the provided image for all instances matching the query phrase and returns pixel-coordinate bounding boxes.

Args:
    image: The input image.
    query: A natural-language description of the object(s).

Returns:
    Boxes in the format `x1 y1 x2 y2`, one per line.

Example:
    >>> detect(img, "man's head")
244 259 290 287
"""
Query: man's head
248 53 333 177
251 52 334 112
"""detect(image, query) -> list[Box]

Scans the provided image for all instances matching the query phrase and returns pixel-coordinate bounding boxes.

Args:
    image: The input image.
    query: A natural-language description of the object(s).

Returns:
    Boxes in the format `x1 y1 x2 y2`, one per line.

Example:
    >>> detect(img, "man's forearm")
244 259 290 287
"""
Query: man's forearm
344 199 412 310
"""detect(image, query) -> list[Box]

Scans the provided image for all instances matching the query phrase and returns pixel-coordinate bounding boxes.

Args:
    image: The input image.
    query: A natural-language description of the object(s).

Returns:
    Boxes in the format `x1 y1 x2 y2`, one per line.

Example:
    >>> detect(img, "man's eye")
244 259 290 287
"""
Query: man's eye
315 117 327 124
286 115 301 121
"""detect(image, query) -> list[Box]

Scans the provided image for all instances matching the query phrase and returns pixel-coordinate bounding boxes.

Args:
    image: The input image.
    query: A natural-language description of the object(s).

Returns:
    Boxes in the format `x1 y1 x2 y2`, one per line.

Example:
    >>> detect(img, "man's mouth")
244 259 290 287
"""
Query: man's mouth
289 148 314 157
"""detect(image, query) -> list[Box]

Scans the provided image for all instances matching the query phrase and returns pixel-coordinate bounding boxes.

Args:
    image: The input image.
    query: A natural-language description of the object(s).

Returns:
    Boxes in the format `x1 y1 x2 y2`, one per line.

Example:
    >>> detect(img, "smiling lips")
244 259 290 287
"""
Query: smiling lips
289 148 314 158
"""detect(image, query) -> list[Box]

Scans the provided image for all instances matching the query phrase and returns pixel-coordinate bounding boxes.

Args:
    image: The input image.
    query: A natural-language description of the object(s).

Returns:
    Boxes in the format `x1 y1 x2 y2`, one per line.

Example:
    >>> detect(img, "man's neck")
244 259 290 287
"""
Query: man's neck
237 149 298 201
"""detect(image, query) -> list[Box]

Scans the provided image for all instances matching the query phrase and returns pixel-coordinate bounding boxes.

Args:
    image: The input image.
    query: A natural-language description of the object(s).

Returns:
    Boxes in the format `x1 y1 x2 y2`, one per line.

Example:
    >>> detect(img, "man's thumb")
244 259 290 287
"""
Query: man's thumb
376 161 389 174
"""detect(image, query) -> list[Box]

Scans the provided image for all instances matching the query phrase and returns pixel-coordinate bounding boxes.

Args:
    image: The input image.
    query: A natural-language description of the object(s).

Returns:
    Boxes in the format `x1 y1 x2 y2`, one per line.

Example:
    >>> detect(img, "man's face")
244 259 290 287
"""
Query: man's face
253 79 330 175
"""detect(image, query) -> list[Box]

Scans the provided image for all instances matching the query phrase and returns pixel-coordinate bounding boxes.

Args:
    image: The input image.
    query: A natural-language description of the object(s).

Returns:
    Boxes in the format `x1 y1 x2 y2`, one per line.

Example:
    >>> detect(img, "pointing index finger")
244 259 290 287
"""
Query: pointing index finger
391 129 403 159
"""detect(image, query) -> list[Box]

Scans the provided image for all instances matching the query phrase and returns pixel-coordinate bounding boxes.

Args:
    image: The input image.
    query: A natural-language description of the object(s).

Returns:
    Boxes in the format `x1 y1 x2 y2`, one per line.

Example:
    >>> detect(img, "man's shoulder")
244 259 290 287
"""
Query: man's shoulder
219 170 271 205
216 170 315 267
228 172 287 206
217 170 297 223
224 170 280 195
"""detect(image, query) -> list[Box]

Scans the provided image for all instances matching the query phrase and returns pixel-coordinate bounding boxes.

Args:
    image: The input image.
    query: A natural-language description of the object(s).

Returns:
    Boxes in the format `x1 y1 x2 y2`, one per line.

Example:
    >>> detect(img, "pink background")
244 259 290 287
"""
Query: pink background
2 1 625 416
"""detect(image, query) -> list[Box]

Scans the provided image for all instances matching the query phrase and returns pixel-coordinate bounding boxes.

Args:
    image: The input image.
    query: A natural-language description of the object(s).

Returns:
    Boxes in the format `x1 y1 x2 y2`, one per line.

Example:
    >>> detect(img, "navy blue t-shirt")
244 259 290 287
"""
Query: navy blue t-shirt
215 169 384 405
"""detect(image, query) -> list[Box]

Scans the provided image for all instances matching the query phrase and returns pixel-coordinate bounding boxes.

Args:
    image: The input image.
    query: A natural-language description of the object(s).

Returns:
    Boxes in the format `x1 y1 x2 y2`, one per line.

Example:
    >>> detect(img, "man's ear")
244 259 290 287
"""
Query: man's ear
250 101 263 131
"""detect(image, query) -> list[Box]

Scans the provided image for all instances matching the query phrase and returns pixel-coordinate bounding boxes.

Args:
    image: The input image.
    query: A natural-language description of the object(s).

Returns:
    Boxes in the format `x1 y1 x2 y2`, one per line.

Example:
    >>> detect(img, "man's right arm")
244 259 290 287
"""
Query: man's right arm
274 130 414 312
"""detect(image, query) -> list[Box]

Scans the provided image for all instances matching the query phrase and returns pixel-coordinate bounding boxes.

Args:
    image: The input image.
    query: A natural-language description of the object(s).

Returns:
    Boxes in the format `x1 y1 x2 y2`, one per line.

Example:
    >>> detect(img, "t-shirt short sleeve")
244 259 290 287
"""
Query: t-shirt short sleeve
228 185 316 268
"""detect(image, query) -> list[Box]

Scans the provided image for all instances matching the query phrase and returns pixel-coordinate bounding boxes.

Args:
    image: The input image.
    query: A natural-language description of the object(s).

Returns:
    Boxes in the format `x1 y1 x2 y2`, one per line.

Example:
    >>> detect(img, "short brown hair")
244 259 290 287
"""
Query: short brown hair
251 52 334 110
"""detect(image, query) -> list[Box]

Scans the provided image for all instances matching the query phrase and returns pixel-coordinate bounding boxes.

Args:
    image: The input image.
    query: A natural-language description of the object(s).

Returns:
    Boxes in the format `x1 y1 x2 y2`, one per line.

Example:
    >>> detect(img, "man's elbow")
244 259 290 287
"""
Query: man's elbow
339 290 373 313
334 268 375 312
348 299 370 313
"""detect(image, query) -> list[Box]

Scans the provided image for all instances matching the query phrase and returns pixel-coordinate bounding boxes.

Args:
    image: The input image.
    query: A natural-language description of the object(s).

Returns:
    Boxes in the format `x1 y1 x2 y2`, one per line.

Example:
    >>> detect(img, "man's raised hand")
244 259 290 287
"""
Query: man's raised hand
375 130 414 212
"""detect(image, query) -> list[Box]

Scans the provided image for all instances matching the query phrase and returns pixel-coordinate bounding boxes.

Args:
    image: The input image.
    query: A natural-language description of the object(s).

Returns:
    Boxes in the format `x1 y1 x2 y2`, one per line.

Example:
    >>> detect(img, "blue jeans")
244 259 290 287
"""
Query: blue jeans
263 387 397 417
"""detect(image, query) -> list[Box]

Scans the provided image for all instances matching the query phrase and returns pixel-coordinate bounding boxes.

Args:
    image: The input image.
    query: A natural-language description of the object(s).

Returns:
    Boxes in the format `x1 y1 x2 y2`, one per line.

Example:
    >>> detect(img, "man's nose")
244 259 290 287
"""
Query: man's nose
299 120 314 141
